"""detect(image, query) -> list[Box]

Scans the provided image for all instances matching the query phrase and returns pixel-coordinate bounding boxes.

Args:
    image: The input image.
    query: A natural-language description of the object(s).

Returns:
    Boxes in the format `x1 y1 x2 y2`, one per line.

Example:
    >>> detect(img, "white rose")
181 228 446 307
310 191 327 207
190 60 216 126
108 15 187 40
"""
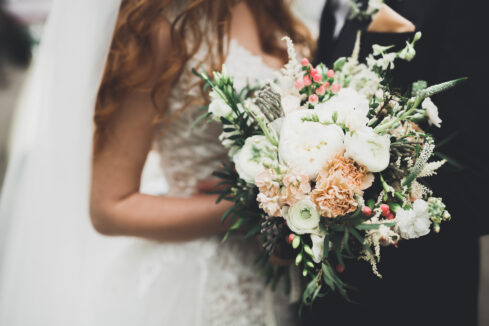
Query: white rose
279 110 345 180
284 197 321 235
281 95 302 116
311 234 325 263
208 91 232 120
395 199 432 239
344 127 390 172
233 135 277 184
422 97 442 128
316 88 369 131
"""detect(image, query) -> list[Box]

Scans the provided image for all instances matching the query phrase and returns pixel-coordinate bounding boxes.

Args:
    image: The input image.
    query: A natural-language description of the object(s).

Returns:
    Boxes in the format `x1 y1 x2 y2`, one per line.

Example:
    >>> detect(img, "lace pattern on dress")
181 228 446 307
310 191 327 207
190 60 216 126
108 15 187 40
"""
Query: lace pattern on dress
152 29 283 325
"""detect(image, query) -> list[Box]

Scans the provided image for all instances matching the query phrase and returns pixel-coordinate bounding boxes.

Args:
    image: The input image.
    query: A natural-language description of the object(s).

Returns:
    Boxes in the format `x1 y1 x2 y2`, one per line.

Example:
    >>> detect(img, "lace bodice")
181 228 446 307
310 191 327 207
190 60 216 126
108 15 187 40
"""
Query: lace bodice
155 39 278 197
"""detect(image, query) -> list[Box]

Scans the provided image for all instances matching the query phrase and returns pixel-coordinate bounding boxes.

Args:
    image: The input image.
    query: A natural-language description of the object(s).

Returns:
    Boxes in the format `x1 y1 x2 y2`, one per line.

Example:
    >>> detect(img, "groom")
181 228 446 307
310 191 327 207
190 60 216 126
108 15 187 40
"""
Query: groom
303 0 489 325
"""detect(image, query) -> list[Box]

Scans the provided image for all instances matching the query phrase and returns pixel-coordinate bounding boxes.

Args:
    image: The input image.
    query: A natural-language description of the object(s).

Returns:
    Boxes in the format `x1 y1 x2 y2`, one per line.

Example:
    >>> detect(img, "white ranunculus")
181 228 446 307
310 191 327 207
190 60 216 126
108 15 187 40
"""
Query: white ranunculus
279 110 345 180
311 234 325 263
281 95 302 116
316 88 369 131
233 135 277 184
208 91 232 120
395 199 432 239
344 127 390 172
284 197 321 235
422 97 442 128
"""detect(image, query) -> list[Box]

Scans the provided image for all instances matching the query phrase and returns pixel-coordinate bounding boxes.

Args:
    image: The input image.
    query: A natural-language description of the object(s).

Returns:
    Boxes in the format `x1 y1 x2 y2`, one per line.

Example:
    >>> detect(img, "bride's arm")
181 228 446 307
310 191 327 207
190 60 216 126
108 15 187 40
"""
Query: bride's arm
90 22 231 242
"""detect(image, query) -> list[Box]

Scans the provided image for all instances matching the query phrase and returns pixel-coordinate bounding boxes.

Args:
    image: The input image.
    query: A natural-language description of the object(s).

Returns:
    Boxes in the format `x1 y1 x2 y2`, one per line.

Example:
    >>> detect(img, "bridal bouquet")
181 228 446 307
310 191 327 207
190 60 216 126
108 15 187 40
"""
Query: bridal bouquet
194 32 463 306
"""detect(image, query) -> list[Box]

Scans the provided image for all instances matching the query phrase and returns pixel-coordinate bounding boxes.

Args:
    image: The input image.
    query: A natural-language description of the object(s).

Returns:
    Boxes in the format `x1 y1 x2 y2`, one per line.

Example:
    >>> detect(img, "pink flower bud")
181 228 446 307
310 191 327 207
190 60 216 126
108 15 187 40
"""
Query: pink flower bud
322 81 330 90
309 94 318 104
327 69 335 78
316 86 326 96
301 58 310 66
295 80 304 90
313 73 322 83
331 82 340 93
310 68 318 76
303 75 312 86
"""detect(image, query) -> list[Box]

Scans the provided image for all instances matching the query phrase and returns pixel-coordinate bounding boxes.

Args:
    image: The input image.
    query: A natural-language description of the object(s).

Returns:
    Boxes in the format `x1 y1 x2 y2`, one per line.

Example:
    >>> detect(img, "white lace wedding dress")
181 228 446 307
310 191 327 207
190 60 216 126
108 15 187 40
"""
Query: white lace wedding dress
80 33 296 326
0 1 299 325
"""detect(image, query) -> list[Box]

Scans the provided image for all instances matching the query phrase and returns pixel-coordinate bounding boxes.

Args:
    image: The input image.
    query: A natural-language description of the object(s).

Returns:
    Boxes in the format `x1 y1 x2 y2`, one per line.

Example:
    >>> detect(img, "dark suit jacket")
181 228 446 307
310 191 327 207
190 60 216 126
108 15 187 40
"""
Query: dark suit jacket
303 1 489 325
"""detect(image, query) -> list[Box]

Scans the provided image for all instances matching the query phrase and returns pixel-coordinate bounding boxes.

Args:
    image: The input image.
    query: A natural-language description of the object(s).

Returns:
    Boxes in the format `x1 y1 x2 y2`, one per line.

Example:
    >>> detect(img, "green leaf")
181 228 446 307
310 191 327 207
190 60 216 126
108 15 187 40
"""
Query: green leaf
292 235 301 249
419 77 467 98
191 112 211 129
349 227 365 245
355 223 381 230
304 245 313 257
229 217 246 231
323 232 330 259
220 205 235 223
295 253 303 265
333 57 347 71
244 224 261 239
336 250 345 269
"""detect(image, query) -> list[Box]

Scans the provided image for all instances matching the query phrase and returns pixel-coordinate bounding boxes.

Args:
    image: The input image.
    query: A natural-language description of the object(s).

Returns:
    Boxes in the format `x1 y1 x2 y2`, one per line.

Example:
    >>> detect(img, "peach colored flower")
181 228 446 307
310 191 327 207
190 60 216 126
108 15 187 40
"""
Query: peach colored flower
279 169 311 206
255 169 280 198
257 193 282 217
316 153 371 191
310 173 359 218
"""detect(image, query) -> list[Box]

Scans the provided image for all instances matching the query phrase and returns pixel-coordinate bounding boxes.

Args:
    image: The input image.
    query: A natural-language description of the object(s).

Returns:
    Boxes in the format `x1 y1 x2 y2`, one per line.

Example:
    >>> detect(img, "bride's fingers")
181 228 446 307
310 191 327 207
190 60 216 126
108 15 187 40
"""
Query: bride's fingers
367 4 415 33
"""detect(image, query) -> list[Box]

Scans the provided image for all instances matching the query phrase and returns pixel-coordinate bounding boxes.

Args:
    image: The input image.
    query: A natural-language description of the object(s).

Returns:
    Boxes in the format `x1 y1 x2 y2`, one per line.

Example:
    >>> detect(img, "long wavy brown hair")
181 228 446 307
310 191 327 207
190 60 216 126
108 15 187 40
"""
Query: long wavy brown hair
94 0 314 150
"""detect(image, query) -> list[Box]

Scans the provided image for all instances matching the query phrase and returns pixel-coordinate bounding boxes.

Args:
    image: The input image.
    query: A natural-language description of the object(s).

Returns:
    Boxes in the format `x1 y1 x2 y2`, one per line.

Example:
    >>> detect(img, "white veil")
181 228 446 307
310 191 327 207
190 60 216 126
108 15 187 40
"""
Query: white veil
0 0 122 324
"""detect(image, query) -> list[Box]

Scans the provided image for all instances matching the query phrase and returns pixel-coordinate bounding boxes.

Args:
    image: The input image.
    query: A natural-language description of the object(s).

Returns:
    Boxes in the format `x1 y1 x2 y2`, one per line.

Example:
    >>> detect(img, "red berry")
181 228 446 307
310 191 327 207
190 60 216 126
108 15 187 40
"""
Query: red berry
286 234 295 244
380 204 390 216
336 264 345 273
313 73 322 83
386 213 395 220
303 75 312 86
362 206 372 217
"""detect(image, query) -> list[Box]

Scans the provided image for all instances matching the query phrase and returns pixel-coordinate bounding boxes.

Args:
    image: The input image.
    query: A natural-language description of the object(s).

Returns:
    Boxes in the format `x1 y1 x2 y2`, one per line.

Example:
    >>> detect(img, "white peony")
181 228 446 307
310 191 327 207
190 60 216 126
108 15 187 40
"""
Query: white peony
316 88 370 131
422 97 442 128
281 94 302 116
311 234 325 263
284 197 321 235
344 127 391 172
208 91 233 120
395 199 432 239
279 110 345 180
233 135 277 184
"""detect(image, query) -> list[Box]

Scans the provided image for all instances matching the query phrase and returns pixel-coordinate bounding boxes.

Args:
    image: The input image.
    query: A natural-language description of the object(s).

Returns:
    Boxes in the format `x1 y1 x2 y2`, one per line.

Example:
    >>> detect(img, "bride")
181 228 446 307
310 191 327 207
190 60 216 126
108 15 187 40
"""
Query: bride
0 0 313 325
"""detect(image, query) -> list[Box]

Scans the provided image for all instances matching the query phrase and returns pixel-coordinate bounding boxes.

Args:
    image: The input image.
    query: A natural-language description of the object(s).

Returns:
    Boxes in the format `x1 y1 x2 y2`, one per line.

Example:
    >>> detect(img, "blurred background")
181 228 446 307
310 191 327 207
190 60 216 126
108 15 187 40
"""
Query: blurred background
0 0 487 324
